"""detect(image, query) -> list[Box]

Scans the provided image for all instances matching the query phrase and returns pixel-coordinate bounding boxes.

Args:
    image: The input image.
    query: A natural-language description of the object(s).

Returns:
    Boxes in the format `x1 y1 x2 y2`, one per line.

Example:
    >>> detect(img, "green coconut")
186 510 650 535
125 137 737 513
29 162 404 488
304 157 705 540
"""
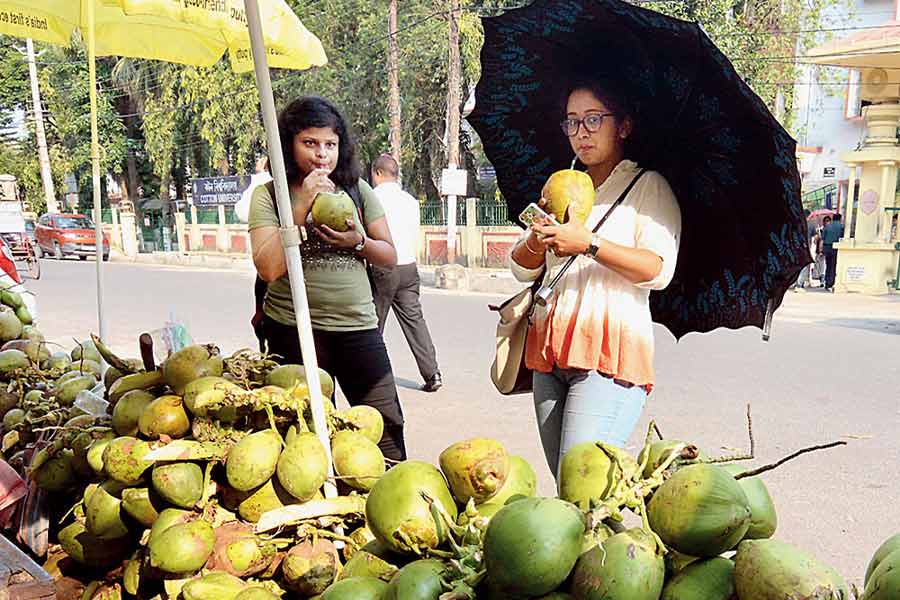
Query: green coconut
226 429 282 492
31 449 76 492
720 464 777 540
67 358 102 378
322 576 389 600
182 571 248 600
283 539 343 595
335 405 384 444
58 521 131 567
149 519 216 575
265 363 334 398
660 557 736 600
0 348 28 379
439 438 510 504
112 390 154 436
152 462 204 508
648 463 751 557
332 430 385 491
0 289 23 309
483 497 585 598
734 539 849 600
865 548 900 600
383 559 445 600
227 478 295 523
183 376 241 417
234 588 279 600
102 436 153 485
138 394 191 439
570 528 665 600
312 191 356 232
559 441 635 510
121 487 166 527
866 534 900 585
341 550 399 581
0 306 23 341
148 508 195 544
45 350 72 371
86 438 113 475
162 344 224 395
365 460 457 554
123 550 144 596
85 481 131 540
475 455 537 511
71 340 101 363
2 338 49 363
56 374 98 407
276 431 329 501
207 521 277 578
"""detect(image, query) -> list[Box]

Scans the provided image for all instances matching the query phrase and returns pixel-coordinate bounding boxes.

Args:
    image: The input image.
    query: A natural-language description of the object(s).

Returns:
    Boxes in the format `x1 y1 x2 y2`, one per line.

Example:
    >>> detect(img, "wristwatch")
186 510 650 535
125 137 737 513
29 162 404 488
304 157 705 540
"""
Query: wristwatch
583 233 601 257
353 231 367 253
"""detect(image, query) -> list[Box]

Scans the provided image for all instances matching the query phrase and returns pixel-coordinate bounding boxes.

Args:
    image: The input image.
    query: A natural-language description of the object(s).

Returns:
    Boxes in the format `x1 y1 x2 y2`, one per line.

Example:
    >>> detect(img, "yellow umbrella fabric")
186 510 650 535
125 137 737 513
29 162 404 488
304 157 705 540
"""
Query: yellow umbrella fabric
0 0 326 71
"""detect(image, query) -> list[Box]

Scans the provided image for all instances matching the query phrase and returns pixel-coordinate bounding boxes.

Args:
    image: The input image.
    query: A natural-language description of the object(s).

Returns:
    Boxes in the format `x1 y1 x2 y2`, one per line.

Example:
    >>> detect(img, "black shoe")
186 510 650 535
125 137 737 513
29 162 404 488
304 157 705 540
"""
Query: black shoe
422 372 443 392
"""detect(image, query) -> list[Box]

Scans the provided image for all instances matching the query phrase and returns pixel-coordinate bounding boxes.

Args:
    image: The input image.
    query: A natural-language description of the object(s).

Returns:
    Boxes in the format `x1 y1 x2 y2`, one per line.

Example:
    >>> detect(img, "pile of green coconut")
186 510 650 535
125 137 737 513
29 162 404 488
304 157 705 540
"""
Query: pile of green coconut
0 335 897 600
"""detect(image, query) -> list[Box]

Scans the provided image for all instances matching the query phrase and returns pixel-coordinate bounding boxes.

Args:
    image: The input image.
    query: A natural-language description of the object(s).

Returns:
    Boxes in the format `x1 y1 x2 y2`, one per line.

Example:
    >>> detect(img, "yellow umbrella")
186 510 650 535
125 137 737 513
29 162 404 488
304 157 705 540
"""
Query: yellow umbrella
0 0 325 341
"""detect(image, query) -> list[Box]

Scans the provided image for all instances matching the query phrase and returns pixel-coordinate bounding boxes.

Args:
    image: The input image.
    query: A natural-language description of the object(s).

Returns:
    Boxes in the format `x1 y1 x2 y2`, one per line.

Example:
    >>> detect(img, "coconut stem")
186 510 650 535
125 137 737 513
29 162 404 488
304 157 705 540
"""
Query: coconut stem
733 440 848 480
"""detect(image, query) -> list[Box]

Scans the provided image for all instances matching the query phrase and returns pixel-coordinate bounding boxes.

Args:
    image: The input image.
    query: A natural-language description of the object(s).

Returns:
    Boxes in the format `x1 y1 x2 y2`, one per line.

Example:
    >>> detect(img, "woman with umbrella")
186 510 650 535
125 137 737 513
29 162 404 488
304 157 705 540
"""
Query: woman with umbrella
248 96 407 462
509 79 681 475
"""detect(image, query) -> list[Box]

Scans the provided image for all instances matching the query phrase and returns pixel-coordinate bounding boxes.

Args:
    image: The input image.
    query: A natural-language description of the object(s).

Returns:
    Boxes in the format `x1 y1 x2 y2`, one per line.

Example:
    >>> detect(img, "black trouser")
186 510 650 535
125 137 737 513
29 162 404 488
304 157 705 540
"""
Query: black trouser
824 247 838 289
261 315 407 461
372 264 439 381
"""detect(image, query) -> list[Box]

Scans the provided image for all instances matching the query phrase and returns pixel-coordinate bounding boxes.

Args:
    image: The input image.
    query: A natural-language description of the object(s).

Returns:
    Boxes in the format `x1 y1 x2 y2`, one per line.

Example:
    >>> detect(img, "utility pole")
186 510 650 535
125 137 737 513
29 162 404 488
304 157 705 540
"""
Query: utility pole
445 0 462 264
25 38 59 214
388 0 402 171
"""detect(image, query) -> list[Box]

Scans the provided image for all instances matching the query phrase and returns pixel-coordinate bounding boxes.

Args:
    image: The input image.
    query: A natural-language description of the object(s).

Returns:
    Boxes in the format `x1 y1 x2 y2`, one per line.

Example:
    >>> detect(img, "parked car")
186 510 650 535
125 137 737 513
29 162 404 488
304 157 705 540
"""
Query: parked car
35 213 109 260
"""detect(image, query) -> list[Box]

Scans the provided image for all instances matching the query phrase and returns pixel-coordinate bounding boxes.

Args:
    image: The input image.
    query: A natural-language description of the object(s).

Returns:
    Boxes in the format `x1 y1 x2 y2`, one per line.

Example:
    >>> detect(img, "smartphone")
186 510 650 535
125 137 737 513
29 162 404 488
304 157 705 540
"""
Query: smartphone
519 202 559 229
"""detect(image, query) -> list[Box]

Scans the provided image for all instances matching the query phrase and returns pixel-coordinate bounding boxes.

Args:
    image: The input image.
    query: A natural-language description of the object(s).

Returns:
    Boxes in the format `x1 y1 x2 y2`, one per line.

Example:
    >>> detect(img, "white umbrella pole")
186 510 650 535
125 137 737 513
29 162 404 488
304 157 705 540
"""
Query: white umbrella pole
86 0 107 343
243 0 337 499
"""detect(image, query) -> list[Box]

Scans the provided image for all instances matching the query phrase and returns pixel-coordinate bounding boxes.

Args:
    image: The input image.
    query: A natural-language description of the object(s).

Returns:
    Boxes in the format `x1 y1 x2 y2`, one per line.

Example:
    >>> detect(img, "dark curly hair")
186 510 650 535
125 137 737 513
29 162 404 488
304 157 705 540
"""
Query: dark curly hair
278 96 362 190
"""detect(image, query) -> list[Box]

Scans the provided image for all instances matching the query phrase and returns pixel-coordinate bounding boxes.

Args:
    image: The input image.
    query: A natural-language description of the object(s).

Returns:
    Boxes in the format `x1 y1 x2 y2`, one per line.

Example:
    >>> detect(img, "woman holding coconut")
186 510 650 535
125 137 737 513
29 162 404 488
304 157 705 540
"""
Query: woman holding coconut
248 96 407 461
509 79 682 476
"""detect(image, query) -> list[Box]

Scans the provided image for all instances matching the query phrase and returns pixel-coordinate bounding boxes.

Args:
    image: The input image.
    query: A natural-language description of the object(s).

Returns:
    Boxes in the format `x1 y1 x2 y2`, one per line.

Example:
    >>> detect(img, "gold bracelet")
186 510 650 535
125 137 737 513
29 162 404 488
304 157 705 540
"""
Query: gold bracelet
523 236 543 255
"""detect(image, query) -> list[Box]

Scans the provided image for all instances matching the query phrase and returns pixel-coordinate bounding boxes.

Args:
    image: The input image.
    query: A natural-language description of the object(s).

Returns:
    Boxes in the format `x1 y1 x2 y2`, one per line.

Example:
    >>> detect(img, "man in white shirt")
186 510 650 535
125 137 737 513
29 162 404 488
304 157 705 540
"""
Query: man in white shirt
370 154 442 392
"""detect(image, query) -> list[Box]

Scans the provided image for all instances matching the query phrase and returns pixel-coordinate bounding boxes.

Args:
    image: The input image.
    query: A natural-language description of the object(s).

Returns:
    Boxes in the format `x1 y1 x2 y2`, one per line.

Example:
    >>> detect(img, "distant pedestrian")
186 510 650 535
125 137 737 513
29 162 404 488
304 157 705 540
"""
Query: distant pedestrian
793 209 815 291
822 213 844 292
814 215 830 285
370 154 443 393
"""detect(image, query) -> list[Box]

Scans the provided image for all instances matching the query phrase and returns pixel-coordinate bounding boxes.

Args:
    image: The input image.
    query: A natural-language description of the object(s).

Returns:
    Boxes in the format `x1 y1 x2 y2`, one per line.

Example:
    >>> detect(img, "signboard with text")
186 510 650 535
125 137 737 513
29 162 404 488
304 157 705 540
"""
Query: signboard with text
190 176 250 206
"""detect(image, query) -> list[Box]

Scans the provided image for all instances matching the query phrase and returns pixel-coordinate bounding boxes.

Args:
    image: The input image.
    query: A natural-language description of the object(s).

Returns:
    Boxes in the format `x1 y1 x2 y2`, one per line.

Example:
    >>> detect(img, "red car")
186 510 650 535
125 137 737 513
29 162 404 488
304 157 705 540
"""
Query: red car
35 213 109 260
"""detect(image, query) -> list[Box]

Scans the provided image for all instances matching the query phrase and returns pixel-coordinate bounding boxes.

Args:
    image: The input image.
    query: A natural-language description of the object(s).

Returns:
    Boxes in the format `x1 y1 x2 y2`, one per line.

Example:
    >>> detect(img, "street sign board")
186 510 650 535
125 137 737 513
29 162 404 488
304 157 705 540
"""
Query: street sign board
190 176 250 206
441 168 467 197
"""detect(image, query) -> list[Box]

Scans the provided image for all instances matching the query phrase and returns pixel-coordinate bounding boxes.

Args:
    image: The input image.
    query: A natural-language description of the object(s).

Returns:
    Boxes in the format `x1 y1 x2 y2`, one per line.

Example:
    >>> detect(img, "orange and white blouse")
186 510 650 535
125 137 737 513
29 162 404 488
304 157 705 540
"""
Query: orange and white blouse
510 160 681 391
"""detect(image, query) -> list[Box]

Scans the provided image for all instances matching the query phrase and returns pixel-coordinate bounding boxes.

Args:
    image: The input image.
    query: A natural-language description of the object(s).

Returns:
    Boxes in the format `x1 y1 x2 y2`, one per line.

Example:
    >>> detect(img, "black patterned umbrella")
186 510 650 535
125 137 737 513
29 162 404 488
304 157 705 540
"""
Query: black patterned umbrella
468 0 810 339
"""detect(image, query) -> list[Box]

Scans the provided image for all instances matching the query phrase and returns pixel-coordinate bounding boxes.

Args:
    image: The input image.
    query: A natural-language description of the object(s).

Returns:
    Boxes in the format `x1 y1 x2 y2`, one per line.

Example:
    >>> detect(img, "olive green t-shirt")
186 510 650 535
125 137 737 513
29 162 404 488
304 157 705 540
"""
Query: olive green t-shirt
247 180 385 331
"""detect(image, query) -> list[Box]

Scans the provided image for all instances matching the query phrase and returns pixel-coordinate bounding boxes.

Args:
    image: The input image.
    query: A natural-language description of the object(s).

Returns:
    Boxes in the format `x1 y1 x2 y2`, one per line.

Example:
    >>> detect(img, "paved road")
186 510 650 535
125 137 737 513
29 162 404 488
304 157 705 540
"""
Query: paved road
28 258 900 584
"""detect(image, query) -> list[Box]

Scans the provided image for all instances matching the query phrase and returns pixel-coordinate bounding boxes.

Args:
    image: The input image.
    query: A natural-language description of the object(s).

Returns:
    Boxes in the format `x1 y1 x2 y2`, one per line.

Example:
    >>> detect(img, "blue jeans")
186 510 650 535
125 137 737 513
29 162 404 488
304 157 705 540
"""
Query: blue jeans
533 367 647 478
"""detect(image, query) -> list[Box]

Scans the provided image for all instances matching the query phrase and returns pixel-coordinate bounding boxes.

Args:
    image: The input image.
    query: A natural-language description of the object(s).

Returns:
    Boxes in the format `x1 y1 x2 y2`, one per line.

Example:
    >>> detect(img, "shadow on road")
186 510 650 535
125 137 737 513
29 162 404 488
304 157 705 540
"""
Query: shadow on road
819 318 900 335
395 377 422 391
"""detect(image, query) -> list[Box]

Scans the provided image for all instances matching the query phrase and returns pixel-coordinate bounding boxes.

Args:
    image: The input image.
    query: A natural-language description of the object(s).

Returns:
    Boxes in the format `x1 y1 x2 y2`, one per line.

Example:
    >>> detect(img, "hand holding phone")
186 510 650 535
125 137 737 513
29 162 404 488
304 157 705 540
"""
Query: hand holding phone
519 202 559 229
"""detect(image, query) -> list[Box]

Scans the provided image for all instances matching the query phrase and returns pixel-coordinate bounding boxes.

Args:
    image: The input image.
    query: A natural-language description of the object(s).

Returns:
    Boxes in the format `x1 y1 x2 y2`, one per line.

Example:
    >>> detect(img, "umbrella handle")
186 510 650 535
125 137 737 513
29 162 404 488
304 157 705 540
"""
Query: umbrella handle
762 299 775 342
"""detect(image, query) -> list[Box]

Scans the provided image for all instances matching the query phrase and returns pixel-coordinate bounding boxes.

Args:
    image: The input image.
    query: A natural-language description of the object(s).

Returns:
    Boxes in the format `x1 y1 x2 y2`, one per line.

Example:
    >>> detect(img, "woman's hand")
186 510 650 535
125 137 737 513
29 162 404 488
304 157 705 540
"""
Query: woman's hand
532 208 591 257
315 219 365 250
297 168 335 213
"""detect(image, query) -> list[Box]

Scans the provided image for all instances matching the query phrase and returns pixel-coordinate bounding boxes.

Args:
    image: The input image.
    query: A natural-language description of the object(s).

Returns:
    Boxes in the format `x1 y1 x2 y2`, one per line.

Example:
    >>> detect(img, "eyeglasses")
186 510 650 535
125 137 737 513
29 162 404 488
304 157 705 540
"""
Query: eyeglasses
560 113 615 137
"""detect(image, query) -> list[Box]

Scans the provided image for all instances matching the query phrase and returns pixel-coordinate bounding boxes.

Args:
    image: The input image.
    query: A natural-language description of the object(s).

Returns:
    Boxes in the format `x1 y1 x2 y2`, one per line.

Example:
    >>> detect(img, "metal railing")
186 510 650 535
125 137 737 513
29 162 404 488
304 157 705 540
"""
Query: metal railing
420 199 511 227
